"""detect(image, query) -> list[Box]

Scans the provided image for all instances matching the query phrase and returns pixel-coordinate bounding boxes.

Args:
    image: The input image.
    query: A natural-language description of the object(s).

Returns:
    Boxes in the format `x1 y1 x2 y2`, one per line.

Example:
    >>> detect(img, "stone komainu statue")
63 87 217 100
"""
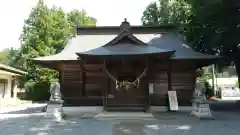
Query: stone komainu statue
42 81 62 112
49 81 62 102
194 81 206 98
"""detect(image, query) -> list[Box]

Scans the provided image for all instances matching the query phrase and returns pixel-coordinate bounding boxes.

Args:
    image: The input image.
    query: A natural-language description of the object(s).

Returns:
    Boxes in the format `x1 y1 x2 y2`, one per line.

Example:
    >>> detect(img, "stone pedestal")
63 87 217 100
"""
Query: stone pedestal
45 101 64 121
190 97 213 120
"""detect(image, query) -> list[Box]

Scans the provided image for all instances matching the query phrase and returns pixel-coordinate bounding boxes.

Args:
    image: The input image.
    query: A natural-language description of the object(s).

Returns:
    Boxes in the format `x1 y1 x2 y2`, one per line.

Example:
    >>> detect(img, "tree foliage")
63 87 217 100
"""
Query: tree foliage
186 0 240 87
13 0 96 98
141 0 191 25
67 9 96 36
0 48 20 67
141 0 240 88
0 48 10 65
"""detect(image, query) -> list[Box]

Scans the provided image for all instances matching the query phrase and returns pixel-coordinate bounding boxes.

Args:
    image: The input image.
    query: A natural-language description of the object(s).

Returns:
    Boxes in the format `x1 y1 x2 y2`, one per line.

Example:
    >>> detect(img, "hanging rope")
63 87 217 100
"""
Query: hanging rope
104 66 148 90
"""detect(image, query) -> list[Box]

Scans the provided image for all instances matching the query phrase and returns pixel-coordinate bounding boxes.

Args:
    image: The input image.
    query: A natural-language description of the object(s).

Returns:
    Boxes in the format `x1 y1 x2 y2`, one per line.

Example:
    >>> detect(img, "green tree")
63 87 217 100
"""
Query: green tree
67 9 96 36
17 0 96 100
141 0 240 88
141 0 191 25
0 47 20 67
185 0 240 88
0 48 10 64
19 0 68 84
6 48 22 68
141 2 161 25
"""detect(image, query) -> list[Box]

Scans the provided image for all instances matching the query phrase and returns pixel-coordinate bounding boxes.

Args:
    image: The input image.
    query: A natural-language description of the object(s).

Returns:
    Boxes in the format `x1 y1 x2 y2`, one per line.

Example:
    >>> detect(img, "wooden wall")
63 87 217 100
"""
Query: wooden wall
61 61 107 106
150 61 196 106
60 60 197 107
61 63 82 98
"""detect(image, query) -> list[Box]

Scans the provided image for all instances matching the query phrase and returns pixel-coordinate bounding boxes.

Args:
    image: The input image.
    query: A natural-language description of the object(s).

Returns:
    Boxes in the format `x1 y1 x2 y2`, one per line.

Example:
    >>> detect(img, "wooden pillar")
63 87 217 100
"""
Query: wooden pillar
145 57 150 112
103 60 109 110
10 76 16 98
59 71 62 91
59 63 64 98
80 58 86 96
2 80 6 98
167 60 172 91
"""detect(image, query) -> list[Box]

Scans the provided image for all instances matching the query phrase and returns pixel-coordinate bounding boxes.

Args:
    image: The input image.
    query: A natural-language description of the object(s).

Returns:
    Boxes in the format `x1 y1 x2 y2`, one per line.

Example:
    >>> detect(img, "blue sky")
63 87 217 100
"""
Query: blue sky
0 0 155 51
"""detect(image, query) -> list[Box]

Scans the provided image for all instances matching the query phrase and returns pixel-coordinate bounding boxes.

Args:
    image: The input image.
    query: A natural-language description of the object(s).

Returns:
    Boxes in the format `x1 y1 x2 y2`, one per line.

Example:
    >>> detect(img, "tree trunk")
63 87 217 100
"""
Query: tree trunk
234 57 240 88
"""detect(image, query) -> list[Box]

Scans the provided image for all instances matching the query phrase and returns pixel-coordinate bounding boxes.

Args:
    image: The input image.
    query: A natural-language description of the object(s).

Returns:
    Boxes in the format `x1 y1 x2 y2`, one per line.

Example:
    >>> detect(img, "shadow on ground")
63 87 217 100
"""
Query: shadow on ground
0 106 46 114
210 100 240 111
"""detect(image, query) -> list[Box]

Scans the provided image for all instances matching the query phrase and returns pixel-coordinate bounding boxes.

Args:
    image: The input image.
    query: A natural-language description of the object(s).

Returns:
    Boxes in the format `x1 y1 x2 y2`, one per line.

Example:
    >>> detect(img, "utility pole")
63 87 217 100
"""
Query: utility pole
212 64 216 94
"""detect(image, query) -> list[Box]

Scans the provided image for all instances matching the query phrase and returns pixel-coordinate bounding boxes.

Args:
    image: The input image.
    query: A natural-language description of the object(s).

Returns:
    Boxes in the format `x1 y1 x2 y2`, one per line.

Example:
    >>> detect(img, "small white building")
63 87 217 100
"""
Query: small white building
208 77 238 89
0 64 26 99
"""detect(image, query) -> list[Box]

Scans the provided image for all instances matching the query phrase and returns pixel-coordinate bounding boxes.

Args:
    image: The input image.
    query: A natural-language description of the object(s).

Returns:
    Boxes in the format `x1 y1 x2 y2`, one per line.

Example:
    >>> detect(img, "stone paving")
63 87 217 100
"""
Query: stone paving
0 111 240 135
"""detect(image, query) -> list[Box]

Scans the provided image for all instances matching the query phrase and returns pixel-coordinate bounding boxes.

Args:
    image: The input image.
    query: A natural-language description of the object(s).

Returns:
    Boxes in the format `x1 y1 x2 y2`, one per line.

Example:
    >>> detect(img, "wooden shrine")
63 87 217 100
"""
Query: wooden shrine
33 19 220 112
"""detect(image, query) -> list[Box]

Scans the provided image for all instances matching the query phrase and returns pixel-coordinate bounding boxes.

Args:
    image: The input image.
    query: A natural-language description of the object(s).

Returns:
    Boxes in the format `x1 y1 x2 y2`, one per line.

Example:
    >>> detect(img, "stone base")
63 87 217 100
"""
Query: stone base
190 102 214 120
45 103 63 121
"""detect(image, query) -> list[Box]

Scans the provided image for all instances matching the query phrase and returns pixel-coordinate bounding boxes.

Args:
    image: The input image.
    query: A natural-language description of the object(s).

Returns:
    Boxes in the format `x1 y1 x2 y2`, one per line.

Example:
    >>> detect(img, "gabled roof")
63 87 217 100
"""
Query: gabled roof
33 19 221 66
104 29 147 46
76 20 175 58
104 19 147 46
148 33 221 60
33 33 220 61
76 43 174 57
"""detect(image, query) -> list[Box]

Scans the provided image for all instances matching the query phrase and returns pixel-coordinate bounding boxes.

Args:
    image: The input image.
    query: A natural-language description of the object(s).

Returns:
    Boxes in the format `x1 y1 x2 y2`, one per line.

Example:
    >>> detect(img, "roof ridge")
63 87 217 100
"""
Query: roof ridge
104 29 147 46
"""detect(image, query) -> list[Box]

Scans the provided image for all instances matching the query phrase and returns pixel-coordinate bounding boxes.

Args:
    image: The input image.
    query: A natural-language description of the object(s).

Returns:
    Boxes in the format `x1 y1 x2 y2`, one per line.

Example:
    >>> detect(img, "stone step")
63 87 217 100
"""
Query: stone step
105 107 147 112
94 112 154 119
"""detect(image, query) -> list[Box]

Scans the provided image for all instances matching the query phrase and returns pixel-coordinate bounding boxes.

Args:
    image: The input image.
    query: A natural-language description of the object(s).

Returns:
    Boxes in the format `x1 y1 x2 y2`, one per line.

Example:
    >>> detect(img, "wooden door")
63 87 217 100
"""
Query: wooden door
106 72 149 111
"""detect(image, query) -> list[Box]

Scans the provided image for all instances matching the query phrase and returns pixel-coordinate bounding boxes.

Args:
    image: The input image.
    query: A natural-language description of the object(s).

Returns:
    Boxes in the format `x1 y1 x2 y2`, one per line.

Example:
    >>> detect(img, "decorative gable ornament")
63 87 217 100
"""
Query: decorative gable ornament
120 18 131 33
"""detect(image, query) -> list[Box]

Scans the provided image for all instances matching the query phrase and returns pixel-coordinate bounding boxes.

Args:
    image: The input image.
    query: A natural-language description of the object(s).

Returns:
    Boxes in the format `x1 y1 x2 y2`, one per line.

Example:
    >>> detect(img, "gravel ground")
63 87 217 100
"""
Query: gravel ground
0 110 239 135
0 100 239 135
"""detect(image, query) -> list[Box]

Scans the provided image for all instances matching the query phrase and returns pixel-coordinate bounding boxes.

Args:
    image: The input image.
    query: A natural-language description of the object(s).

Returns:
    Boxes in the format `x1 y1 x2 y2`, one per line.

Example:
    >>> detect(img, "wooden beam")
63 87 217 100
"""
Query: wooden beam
80 58 86 96
167 60 172 91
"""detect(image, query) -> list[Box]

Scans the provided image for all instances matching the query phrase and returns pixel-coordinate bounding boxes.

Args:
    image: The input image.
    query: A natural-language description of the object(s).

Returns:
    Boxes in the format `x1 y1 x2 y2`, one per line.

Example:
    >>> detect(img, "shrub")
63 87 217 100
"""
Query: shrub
196 69 204 78
204 80 214 98
31 82 50 101
236 80 239 88
16 92 27 100
24 81 50 101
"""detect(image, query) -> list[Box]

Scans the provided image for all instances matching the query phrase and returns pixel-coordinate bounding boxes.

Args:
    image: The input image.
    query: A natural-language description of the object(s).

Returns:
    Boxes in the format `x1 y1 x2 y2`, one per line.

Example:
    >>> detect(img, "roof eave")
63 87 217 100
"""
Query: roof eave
172 56 223 69
0 64 27 75
30 58 60 69
76 50 176 59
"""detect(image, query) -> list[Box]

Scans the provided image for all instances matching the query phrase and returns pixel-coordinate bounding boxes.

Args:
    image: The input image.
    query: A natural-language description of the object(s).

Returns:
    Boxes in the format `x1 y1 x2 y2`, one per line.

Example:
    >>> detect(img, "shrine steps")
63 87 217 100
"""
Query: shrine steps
105 104 148 112
105 107 147 112
60 106 193 117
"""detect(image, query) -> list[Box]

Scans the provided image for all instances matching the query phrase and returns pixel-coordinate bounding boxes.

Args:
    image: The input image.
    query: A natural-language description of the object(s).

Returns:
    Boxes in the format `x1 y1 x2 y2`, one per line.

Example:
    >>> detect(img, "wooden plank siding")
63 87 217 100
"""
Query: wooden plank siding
60 60 197 107
171 71 196 106
150 70 196 106
61 62 107 106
